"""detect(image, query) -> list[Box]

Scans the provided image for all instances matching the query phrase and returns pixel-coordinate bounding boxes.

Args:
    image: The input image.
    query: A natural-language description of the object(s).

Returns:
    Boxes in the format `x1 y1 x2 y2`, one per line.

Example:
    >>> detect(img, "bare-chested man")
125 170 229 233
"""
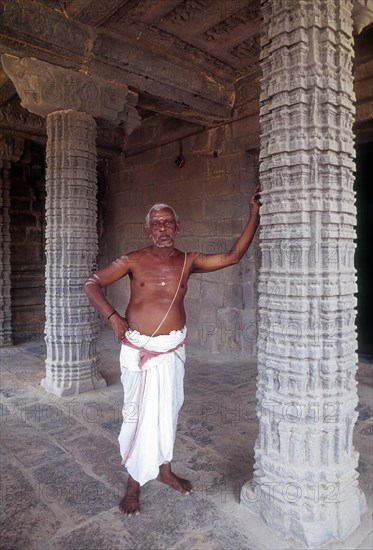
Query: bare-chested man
83 188 260 515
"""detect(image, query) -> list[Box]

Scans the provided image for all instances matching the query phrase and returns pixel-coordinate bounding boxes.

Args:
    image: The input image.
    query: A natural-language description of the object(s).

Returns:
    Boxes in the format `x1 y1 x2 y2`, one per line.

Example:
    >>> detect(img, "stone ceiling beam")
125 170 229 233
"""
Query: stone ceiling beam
66 0 131 26
0 0 234 125
66 0 186 28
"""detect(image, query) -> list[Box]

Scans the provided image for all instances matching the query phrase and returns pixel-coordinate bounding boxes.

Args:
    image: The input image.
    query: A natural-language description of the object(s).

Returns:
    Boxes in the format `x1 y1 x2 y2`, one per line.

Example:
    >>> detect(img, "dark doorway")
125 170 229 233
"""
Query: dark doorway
355 141 373 358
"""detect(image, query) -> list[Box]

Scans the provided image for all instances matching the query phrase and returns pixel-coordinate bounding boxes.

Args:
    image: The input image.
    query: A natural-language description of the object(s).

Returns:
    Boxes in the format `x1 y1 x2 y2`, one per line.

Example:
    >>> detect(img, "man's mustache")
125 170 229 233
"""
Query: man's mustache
151 234 175 247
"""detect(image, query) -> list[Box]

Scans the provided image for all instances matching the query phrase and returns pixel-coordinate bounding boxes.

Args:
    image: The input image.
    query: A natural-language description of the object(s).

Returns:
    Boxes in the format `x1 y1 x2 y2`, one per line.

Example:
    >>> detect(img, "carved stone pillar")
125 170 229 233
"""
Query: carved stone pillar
42 109 105 395
1 54 140 395
0 136 24 346
240 0 367 547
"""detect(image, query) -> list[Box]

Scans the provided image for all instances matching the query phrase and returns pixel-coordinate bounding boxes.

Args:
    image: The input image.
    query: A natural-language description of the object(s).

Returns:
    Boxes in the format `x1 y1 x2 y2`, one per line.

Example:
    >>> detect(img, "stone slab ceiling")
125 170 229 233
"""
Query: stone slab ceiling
61 0 261 77
0 0 262 126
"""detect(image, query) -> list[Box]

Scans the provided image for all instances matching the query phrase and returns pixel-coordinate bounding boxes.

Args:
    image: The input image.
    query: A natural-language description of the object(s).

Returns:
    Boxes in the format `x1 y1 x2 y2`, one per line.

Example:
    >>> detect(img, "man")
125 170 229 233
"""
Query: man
83 188 260 515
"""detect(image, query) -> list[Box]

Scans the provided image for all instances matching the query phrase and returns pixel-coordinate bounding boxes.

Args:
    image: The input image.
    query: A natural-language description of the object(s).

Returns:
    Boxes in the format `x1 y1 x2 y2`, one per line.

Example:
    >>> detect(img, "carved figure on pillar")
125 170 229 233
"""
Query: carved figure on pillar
1 54 140 395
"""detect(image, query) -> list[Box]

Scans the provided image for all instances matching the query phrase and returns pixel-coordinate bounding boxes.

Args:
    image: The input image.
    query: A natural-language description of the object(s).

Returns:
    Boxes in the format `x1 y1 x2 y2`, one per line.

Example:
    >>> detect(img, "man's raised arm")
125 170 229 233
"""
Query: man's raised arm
191 187 260 274
83 255 131 339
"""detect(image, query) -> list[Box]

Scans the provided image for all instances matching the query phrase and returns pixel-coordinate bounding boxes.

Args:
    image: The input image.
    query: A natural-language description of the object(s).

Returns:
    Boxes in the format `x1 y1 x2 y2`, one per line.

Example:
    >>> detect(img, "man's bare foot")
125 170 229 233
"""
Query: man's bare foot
119 475 140 515
157 462 192 495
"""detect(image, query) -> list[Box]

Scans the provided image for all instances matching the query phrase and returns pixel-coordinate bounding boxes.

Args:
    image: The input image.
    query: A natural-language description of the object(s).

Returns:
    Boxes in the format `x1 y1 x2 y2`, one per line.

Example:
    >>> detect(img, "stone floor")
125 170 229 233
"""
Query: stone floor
1 328 372 550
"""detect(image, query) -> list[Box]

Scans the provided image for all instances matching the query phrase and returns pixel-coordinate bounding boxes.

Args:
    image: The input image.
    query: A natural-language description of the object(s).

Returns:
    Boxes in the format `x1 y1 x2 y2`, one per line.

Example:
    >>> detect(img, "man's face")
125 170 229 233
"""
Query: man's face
148 208 180 248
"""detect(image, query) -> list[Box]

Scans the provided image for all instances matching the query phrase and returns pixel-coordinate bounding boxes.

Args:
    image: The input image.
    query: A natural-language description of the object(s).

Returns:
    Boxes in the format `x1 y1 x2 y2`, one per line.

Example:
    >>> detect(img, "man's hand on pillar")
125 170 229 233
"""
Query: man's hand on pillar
249 186 261 220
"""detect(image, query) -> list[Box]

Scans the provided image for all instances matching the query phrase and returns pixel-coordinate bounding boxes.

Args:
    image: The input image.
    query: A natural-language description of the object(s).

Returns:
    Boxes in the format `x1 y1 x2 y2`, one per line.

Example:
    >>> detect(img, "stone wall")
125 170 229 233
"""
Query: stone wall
102 110 261 357
10 141 45 343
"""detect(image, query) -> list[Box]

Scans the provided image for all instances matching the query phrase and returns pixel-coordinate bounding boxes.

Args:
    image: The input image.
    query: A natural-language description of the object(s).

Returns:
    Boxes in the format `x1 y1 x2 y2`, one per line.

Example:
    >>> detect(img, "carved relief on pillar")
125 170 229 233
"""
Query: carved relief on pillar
0 136 24 346
241 0 366 547
1 54 141 134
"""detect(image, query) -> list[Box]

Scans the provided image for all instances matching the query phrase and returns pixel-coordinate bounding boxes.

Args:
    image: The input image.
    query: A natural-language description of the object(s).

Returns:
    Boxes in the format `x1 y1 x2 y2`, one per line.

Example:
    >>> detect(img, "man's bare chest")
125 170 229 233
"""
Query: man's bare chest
130 260 187 292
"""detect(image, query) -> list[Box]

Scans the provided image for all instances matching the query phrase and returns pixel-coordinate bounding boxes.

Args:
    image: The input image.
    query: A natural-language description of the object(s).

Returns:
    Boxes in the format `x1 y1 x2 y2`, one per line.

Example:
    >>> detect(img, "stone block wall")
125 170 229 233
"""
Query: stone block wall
102 112 260 357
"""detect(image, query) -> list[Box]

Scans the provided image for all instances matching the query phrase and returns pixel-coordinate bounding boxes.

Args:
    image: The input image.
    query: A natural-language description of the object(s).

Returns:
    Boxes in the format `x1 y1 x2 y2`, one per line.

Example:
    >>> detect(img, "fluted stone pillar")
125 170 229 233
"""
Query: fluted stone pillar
240 0 367 547
1 54 140 395
0 136 24 346
41 109 105 395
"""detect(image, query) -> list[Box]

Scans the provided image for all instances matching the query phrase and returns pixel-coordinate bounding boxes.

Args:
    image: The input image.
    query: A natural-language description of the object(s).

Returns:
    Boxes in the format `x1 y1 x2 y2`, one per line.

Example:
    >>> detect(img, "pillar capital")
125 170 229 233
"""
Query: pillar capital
352 0 373 34
1 54 140 134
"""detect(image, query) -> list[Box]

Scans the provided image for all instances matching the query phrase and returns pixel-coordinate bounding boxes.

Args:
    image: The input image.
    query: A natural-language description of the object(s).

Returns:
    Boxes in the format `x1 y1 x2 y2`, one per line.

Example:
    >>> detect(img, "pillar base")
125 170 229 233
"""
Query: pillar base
240 480 367 548
41 358 107 396
0 338 13 347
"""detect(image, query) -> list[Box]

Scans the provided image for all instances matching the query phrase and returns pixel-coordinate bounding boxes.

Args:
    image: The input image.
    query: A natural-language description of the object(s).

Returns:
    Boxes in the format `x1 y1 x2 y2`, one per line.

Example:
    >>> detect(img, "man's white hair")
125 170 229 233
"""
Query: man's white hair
145 203 179 229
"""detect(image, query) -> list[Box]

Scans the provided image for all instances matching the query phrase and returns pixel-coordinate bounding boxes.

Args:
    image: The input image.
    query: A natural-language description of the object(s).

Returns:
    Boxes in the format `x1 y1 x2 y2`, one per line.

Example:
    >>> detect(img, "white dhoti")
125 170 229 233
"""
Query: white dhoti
118 327 187 486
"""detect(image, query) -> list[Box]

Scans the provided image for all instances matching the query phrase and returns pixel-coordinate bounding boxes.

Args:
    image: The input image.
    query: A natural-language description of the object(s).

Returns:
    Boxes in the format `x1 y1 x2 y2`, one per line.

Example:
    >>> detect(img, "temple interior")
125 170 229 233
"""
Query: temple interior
0 0 372 548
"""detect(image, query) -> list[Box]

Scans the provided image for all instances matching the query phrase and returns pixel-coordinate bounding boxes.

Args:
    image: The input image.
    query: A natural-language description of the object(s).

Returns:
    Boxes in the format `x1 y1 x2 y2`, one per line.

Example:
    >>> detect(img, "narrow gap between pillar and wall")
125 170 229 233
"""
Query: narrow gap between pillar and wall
9 140 46 344
355 140 373 359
